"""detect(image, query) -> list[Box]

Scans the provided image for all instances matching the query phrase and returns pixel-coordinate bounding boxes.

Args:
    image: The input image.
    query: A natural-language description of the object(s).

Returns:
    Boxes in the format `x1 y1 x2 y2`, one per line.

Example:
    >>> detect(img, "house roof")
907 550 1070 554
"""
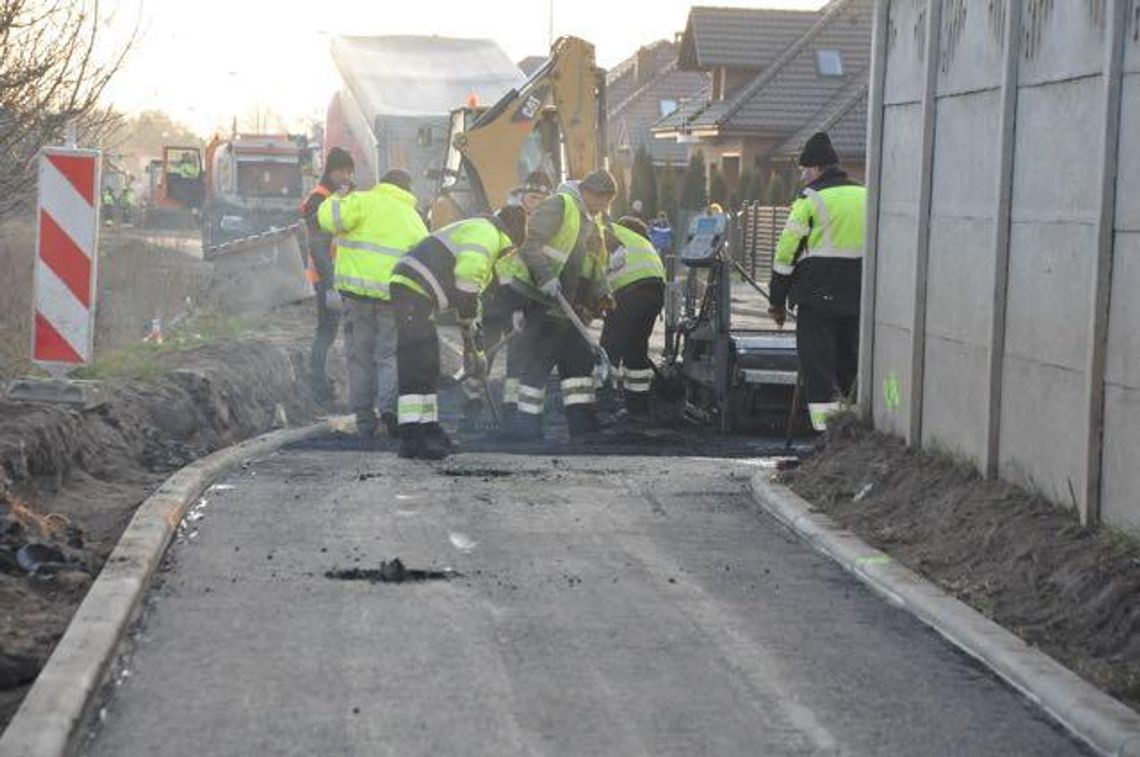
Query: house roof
775 82 868 159
653 0 872 160
606 41 709 165
678 6 817 70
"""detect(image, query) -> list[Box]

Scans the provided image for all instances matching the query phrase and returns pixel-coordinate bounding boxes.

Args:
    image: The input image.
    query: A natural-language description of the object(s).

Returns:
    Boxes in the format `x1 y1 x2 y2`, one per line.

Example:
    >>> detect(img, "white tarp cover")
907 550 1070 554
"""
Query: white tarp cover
331 35 525 119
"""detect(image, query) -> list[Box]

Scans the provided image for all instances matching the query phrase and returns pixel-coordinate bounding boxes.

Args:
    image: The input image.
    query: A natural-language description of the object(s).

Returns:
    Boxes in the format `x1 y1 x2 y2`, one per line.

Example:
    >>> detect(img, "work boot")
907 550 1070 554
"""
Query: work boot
420 425 452 459
625 393 651 419
398 424 450 460
381 412 399 438
565 404 601 440
398 424 422 459
425 423 457 453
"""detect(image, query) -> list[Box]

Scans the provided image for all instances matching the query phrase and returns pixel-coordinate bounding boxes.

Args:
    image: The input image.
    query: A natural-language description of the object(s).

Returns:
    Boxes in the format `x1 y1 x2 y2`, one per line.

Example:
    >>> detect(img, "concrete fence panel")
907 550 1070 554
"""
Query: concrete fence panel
1102 24 1140 528
922 5 1003 460
863 0 1139 531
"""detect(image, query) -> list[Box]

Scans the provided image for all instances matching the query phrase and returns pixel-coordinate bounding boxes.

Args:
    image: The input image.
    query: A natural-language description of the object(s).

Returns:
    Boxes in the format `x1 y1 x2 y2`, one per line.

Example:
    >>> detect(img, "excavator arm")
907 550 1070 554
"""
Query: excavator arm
443 36 606 219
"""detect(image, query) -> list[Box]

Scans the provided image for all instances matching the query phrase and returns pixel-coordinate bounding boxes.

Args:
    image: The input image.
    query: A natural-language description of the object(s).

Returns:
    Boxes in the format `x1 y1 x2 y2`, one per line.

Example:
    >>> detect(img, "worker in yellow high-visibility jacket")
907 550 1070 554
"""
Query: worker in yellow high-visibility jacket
318 169 428 443
768 131 865 433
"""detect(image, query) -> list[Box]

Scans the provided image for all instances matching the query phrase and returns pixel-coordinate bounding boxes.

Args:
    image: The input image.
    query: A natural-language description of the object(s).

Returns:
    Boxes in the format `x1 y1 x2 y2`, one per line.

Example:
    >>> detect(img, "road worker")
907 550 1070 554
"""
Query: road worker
318 168 428 444
767 131 865 432
461 171 554 430
176 154 199 179
300 147 355 406
390 207 528 459
101 186 116 225
501 169 616 441
118 184 137 226
599 216 666 422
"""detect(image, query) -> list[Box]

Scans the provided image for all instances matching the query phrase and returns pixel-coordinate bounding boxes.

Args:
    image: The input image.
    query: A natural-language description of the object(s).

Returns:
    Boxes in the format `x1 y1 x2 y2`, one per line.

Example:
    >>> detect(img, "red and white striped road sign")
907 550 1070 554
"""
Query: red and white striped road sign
32 147 101 374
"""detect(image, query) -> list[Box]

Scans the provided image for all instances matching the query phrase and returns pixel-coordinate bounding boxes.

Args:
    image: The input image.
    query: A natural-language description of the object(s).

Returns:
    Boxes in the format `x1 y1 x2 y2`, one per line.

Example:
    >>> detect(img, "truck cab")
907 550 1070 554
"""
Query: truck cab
201 133 308 248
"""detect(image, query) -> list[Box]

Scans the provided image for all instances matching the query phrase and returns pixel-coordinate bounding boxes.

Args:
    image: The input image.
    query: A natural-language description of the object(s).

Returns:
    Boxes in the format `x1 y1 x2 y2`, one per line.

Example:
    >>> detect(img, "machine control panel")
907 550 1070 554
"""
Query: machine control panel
679 213 728 268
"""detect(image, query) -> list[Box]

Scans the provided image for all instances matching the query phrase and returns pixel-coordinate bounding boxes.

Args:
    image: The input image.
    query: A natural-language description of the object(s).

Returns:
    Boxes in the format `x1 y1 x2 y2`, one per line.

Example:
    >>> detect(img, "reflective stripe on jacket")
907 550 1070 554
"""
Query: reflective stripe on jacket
501 189 608 305
390 217 514 317
770 168 865 315
317 182 428 300
607 224 665 293
773 183 865 275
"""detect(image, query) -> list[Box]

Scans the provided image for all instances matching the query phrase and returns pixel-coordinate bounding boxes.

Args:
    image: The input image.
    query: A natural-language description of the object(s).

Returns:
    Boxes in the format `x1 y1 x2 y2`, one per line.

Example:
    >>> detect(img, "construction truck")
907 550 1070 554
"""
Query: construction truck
199 132 312 249
142 134 312 248
326 35 524 206
143 145 204 230
426 35 607 228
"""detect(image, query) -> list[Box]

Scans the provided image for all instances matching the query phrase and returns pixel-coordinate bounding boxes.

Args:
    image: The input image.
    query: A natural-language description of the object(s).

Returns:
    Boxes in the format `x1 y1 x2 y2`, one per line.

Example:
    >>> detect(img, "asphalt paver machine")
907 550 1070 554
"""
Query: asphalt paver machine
660 212 802 433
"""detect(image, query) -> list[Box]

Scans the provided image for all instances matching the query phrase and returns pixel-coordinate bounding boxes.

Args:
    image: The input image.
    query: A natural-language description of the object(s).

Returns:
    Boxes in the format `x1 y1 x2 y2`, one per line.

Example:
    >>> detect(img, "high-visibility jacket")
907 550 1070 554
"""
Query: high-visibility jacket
318 182 428 300
301 184 334 284
770 168 864 315
391 216 515 319
501 185 608 305
101 188 115 207
606 223 665 293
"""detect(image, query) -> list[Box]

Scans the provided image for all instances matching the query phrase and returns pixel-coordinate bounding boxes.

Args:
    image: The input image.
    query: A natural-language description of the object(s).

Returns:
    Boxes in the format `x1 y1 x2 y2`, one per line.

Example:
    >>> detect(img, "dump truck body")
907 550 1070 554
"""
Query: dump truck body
327 35 523 206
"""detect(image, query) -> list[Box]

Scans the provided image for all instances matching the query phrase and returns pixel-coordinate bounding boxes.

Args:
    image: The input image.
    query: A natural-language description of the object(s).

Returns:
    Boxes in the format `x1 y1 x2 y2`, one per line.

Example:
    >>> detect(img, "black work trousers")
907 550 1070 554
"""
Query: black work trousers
517 312 596 431
601 280 663 413
795 305 859 405
310 281 341 400
392 285 440 426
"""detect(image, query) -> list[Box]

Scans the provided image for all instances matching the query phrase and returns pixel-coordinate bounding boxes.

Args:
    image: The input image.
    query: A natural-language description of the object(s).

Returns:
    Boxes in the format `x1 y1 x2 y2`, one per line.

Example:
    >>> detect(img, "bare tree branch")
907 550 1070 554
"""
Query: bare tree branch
0 0 136 216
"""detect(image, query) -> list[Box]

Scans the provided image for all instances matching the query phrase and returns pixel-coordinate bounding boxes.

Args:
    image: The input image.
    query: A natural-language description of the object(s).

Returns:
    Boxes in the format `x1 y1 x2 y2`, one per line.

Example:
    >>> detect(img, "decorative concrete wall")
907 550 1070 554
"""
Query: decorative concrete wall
860 0 1140 530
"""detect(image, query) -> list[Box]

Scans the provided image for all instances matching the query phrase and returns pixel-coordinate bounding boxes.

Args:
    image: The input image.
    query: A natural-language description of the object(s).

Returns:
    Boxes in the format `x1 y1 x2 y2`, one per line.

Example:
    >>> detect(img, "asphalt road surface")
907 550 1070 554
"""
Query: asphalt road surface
83 442 1091 757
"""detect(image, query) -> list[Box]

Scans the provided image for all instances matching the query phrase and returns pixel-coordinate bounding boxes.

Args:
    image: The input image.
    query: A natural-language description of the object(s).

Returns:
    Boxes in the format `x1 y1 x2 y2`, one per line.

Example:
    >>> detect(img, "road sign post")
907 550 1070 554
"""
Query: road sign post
6 145 102 405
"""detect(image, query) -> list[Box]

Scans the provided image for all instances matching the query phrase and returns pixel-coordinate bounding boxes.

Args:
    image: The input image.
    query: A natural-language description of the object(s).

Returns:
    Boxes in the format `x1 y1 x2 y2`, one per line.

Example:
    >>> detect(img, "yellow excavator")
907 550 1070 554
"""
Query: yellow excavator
427 36 606 228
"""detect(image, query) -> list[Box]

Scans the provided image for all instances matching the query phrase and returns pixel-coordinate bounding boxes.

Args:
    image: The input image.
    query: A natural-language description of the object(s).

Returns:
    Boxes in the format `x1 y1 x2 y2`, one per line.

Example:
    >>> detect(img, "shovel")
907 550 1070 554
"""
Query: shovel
555 292 616 386
450 323 522 385
459 328 501 428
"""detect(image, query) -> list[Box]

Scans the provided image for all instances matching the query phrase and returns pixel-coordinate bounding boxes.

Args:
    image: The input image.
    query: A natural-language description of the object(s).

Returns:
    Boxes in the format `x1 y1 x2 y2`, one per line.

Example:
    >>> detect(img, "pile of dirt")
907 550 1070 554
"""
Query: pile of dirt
0 336 319 727
780 415 1140 710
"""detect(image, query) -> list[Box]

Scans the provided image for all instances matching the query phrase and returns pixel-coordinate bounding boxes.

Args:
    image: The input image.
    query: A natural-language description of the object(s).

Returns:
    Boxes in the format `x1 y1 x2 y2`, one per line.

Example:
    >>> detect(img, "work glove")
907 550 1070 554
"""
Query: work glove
324 288 343 312
464 348 489 379
767 304 786 328
540 278 562 300
597 294 616 317
511 310 526 333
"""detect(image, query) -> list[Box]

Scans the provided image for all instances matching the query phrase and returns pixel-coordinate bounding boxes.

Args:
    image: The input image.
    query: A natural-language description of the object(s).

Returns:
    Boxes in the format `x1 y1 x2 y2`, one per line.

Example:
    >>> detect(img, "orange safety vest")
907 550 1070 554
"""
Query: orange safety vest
302 185 336 284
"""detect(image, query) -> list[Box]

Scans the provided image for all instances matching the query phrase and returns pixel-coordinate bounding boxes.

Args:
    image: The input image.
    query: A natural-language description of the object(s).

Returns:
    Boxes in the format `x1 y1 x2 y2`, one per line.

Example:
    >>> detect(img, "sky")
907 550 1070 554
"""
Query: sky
101 0 825 137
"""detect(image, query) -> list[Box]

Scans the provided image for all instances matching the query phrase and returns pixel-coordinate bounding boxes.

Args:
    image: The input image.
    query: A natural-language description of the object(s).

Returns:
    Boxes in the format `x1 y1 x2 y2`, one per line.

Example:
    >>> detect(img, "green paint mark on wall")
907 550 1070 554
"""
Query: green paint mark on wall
883 372 901 410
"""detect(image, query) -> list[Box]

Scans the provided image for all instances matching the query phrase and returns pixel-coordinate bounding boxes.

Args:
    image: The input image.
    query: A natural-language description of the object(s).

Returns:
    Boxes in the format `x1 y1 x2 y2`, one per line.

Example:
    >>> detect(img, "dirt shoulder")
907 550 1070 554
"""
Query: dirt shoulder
0 330 320 729
780 416 1140 711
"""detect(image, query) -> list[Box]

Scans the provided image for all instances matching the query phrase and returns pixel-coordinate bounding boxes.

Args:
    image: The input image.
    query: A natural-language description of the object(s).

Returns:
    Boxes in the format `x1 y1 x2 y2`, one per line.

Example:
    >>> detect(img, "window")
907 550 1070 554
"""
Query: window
659 99 678 118
816 49 844 77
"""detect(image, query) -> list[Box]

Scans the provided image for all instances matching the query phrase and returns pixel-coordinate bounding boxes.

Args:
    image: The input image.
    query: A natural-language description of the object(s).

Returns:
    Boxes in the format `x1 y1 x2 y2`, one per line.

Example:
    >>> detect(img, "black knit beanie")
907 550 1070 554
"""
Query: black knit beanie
798 132 839 168
325 147 355 173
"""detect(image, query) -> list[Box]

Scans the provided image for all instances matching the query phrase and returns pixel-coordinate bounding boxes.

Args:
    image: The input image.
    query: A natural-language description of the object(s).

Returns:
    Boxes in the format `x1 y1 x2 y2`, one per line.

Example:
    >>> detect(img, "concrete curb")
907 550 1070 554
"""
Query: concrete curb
0 419 343 757
750 475 1140 757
